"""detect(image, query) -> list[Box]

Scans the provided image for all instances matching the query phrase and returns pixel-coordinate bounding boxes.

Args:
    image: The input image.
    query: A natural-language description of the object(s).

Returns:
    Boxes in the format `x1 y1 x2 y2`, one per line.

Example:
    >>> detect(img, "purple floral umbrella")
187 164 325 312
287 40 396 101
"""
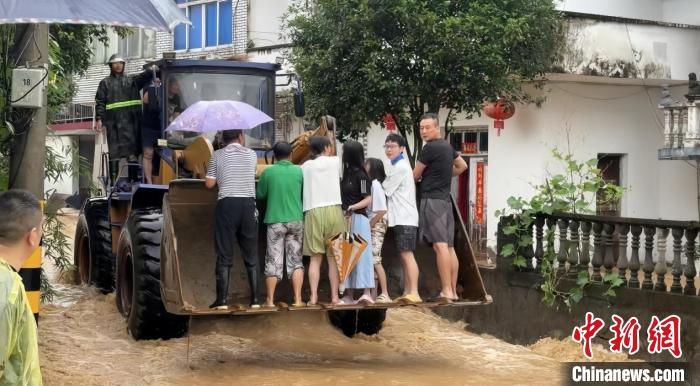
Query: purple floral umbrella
165 100 274 133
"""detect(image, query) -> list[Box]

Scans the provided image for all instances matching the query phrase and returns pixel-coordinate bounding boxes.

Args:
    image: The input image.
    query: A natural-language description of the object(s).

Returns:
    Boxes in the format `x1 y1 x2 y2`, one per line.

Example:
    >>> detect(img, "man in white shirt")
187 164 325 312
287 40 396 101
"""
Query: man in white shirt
382 134 421 304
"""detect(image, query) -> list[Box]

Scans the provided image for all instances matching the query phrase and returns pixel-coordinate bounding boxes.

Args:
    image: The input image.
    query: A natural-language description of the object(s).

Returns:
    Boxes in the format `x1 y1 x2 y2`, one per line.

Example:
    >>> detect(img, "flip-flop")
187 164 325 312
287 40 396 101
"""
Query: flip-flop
306 301 323 309
356 295 374 305
396 294 422 305
290 302 306 308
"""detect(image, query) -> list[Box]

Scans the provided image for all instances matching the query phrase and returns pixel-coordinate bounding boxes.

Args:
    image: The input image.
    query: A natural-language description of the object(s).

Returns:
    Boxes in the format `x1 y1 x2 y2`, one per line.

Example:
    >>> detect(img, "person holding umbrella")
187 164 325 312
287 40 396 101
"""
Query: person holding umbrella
166 100 275 310
338 140 375 304
95 54 155 183
205 129 260 310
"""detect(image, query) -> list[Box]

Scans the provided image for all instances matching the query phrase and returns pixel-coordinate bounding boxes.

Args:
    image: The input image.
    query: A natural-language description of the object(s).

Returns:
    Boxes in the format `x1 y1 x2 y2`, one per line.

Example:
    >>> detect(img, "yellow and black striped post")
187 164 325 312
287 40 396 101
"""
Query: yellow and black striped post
19 200 43 322
19 247 41 322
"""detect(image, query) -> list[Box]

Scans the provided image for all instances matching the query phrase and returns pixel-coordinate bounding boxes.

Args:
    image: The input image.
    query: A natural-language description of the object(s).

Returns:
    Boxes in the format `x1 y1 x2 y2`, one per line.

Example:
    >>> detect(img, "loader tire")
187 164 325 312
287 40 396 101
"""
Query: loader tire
356 309 386 336
116 208 188 340
74 198 114 292
328 309 386 337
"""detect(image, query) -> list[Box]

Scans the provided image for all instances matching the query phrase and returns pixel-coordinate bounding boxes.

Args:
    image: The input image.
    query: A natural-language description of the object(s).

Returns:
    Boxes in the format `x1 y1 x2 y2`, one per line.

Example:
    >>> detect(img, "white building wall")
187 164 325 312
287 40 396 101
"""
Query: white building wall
469 83 693 250
248 0 291 48
45 135 77 195
557 0 700 26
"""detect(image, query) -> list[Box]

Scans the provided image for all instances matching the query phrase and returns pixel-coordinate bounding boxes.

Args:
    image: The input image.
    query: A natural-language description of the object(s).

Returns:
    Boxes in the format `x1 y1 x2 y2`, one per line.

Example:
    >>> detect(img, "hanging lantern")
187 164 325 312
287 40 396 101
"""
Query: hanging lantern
383 113 397 131
483 98 515 136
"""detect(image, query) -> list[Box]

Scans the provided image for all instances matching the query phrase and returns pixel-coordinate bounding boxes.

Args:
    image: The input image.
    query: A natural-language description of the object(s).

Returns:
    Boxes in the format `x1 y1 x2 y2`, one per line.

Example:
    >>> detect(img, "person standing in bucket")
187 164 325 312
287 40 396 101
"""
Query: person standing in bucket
339 140 375 305
206 130 261 310
302 136 345 306
0 190 43 385
95 53 155 183
256 141 305 308
413 113 468 302
382 134 421 304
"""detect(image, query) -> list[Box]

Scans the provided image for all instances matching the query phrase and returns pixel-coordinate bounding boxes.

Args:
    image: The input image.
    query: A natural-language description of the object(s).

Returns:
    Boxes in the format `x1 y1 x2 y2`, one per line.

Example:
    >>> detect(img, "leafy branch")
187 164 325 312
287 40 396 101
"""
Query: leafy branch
495 146 625 310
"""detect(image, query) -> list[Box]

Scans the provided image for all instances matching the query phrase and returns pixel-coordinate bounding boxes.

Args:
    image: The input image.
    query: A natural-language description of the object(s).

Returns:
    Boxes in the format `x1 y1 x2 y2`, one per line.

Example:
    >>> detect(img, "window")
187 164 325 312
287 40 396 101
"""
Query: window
91 28 156 64
596 154 624 217
174 0 234 51
166 72 274 149
449 127 489 154
118 28 156 59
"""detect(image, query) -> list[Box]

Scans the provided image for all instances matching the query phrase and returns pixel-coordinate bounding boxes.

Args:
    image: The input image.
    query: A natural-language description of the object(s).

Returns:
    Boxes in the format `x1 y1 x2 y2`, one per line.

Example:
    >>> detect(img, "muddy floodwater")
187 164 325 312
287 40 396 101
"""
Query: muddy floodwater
37 210 630 385
40 287 567 386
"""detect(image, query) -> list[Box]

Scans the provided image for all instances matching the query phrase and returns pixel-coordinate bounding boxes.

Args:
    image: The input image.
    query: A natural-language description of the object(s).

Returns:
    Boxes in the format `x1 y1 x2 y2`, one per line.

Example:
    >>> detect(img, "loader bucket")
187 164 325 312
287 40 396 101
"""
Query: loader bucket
160 179 274 315
160 180 489 315
161 179 223 314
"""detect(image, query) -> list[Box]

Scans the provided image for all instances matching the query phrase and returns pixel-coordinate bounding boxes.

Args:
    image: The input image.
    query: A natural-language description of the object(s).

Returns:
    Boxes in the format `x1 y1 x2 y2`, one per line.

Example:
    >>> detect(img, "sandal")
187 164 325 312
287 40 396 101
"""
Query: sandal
375 293 392 303
357 294 374 305
396 294 422 305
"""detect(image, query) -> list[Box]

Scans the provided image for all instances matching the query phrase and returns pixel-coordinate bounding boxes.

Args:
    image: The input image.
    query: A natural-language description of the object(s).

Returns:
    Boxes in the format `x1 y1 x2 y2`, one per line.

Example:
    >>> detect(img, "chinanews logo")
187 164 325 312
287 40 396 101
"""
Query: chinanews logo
571 312 682 359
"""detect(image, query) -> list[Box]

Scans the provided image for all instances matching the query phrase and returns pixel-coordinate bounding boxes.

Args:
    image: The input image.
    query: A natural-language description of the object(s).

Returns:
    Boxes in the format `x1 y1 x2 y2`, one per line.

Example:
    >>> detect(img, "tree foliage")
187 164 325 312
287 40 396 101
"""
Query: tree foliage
286 0 564 159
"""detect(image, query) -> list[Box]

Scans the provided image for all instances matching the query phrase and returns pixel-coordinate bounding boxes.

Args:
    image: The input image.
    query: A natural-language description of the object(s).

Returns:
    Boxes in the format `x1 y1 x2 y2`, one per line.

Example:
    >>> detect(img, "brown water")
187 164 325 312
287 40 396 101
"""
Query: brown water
39 286 567 386
39 210 634 385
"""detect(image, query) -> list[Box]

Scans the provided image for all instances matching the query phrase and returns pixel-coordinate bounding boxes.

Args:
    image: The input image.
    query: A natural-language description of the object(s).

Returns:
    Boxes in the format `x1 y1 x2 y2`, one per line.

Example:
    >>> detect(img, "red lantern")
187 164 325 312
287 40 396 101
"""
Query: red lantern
483 98 515 136
383 113 397 131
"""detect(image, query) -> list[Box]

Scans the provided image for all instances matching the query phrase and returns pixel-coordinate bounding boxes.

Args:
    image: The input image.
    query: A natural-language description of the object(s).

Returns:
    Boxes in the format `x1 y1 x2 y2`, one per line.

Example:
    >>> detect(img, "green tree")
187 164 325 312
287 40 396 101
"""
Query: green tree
286 0 563 160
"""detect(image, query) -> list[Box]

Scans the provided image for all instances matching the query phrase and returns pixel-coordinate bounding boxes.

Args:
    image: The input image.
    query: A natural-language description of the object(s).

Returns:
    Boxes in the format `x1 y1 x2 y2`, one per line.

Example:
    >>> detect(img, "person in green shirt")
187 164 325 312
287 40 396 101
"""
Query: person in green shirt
256 141 304 308
0 190 43 386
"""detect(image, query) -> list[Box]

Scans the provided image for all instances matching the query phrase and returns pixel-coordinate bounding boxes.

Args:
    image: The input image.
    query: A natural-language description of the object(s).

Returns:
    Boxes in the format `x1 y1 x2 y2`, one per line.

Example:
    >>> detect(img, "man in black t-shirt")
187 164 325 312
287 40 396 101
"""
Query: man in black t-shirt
413 113 468 302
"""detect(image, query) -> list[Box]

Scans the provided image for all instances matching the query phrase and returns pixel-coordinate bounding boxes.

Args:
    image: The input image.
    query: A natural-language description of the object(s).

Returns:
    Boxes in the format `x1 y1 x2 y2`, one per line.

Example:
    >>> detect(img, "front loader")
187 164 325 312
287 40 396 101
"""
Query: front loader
74 57 491 341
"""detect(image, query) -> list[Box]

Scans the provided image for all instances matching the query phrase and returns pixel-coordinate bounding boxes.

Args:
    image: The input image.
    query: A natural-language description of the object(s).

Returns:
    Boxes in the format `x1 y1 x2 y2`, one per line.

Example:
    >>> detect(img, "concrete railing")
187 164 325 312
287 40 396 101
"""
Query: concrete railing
660 102 700 149
498 212 700 296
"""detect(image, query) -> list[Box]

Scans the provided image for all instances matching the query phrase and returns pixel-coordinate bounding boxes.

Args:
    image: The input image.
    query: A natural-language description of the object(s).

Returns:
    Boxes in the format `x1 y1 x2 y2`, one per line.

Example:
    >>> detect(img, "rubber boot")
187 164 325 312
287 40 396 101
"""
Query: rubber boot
246 266 260 309
109 159 120 186
209 265 229 310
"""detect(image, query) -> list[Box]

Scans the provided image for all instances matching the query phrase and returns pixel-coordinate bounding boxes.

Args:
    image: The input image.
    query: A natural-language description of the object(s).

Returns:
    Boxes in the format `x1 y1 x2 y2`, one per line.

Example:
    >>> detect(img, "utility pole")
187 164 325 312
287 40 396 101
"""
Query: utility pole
8 24 49 198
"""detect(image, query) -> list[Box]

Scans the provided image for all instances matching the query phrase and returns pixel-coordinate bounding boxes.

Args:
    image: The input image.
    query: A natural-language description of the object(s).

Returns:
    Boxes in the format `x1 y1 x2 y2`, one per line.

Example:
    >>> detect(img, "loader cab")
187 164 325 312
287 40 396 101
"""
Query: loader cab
156 59 279 152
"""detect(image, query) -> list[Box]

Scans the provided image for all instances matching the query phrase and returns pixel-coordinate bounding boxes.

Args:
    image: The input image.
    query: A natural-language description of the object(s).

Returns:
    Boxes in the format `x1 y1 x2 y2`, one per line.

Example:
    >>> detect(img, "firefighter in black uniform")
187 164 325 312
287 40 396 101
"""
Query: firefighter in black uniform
95 54 155 183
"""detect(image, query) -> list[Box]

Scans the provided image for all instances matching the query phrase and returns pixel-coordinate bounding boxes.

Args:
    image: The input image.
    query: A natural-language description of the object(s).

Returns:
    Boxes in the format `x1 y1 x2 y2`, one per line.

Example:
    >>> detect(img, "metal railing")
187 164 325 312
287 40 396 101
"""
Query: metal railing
49 103 94 124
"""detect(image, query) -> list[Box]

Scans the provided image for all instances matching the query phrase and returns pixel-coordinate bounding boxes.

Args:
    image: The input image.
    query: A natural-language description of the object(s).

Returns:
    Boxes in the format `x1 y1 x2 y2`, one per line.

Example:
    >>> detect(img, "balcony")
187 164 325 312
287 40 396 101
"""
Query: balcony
657 98 700 160
48 103 95 135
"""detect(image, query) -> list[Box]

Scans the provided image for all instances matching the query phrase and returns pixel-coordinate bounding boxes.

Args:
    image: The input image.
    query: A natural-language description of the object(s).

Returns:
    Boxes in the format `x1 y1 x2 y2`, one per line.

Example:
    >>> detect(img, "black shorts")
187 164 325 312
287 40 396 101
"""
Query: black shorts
214 197 258 268
419 198 454 246
393 225 417 252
